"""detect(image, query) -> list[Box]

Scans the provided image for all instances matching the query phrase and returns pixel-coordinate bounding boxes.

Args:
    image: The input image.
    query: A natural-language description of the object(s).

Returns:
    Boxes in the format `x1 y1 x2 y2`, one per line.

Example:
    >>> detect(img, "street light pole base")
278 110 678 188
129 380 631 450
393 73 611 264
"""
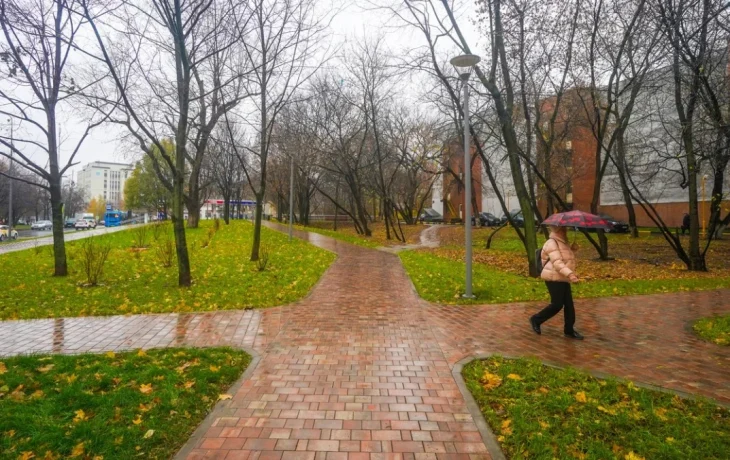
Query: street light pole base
462 294 476 300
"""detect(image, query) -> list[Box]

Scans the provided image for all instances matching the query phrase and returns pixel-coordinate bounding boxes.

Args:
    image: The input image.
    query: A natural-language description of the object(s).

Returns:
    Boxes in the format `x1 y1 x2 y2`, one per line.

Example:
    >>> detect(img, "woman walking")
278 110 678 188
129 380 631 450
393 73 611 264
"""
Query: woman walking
530 225 584 340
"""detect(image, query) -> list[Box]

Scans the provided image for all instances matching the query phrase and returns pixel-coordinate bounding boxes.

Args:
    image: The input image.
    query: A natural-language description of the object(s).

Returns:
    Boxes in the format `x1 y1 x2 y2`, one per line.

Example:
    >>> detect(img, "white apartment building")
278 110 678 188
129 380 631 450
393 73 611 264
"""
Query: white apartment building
76 161 134 209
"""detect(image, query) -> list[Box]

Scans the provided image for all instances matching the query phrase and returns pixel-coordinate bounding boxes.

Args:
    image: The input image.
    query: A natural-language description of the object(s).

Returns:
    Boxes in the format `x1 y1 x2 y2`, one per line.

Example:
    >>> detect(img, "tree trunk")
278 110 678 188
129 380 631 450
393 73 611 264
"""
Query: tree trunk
615 130 639 238
186 192 201 228
223 197 230 224
172 171 192 286
251 192 264 261
49 180 67 277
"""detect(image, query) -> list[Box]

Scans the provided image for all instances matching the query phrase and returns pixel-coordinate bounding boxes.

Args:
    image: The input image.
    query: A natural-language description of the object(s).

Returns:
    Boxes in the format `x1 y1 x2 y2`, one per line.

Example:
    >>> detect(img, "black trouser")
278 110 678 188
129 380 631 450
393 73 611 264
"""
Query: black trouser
532 281 575 333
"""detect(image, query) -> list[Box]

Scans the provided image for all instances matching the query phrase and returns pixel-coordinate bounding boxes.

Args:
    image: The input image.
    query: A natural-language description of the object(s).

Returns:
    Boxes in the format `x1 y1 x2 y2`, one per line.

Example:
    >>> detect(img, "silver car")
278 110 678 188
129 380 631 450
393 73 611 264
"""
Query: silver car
31 220 53 231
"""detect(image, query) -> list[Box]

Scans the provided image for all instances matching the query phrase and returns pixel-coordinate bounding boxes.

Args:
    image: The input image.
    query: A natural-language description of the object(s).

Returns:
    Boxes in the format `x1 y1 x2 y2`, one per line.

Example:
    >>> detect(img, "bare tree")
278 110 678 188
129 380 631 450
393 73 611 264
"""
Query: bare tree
81 0 247 285
226 0 331 261
0 0 111 275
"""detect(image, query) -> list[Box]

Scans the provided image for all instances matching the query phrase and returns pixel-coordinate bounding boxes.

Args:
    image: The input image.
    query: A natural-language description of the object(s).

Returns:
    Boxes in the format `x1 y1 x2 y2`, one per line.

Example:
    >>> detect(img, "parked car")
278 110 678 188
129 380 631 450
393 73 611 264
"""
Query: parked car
31 220 53 231
82 217 97 229
600 214 629 233
477 212 501 226
64 218 77 228
419 208 444 223
500 209 539 228
74 219 91 230
0 225 18 241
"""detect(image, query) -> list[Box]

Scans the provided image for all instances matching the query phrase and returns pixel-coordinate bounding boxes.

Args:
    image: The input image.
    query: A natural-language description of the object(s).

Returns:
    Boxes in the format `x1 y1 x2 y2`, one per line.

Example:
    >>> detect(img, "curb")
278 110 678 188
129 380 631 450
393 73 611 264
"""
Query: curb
451 356 507 460
174 347 262 459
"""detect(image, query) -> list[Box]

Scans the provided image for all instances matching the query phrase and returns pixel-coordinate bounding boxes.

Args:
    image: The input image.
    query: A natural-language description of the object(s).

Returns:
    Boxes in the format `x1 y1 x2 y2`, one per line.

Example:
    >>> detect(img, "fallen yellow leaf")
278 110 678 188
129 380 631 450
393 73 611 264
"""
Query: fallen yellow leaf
480 371 502 391
18 452 35 460
184 380 196 389
137 349 147 357
143 429 155 439
506 373 522 380
139 384 153 394
105 351 115 359
218 394 233 401
0 362 6 374
625 452 645 460
210 365 220 372
67 374 77 384
37 364 54 373
70 442 85 458
575 391 587 403
133 415 143 425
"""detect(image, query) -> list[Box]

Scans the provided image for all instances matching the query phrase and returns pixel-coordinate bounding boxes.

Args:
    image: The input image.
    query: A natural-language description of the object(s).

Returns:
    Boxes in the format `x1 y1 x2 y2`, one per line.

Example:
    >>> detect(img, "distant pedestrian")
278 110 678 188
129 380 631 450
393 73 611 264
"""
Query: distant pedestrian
681 213 690 235
530 225 584 340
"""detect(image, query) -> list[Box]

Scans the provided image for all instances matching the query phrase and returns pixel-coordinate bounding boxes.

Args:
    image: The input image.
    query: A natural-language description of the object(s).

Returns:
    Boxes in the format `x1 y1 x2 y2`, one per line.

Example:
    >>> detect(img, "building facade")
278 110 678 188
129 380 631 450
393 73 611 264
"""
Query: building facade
76 161 134 209
440 142 483 222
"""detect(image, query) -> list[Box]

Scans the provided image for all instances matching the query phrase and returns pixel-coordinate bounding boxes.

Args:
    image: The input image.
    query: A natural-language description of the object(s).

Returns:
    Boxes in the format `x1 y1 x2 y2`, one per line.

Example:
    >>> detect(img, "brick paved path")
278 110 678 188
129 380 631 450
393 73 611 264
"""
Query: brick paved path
1 224 729 460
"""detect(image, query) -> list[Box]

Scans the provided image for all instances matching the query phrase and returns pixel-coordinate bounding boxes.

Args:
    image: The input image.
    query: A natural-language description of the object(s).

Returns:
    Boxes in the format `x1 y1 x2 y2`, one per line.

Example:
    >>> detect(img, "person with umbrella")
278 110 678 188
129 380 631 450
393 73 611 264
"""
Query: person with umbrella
529 211 613 340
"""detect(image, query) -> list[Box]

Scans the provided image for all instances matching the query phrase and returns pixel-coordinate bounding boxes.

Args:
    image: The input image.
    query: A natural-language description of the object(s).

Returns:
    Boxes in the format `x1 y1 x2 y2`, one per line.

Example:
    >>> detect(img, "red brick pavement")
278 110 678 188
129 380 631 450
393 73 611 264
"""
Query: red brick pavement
1 223 729 460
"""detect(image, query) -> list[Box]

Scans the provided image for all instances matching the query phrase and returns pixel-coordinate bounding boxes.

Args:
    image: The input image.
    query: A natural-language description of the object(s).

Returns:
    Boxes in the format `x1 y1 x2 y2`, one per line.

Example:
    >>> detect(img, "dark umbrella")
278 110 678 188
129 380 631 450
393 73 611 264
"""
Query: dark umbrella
541 210 614 230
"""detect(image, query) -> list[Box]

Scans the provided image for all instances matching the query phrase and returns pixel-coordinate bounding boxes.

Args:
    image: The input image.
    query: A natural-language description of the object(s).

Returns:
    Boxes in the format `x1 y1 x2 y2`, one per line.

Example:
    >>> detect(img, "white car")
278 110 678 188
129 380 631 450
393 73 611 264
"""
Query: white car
0 225 18 241
83 217 97 229
31 220 52 231
74 219 91 230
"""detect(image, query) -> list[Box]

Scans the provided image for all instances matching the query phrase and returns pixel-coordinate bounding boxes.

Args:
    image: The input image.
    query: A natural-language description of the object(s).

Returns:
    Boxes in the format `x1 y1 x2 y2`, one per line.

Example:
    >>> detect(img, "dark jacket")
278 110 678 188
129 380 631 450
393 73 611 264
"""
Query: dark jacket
682 214 690 228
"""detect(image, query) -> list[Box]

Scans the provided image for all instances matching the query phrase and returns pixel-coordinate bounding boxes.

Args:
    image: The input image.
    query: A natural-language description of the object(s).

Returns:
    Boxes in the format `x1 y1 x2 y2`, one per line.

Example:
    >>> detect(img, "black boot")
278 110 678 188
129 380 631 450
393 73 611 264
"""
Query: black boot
564 330 584 340
529 317 541 335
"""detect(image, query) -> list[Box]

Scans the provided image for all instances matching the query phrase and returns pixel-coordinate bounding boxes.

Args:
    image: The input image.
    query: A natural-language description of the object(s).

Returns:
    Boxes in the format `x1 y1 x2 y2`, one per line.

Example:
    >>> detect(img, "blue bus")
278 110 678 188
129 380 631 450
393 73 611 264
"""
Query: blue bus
104 210 124 227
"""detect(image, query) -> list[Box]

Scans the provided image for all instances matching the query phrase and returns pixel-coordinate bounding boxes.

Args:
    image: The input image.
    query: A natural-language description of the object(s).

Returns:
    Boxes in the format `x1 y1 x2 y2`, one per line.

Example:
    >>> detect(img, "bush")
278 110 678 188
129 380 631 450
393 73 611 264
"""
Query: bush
214 217 221 232
132 225 149 248
155 233 175 268
79 236 112 286
151 221 164 241
256 245 270 272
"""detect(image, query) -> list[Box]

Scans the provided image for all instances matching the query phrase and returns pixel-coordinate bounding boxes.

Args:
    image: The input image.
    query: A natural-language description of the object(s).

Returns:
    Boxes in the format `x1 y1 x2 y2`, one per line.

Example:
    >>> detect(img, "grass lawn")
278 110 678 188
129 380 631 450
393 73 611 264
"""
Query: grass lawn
400 226 730 304
0 220 336 320
463 356 730 459
297 222 424 248
693 315 730 346
400 250 730 304
0 347 250 459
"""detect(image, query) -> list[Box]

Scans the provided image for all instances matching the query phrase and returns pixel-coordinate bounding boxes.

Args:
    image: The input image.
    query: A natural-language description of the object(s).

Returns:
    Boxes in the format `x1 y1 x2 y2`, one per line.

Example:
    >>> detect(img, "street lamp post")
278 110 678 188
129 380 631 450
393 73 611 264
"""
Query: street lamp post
7 119 13 235
450 54 481 299
289 157 294 241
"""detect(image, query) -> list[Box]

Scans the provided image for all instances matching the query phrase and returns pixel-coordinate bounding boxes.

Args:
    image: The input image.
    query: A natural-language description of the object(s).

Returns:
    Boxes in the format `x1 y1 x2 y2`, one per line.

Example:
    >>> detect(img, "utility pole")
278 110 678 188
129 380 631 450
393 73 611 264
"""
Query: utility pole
7 119 13 234
288 157 294 241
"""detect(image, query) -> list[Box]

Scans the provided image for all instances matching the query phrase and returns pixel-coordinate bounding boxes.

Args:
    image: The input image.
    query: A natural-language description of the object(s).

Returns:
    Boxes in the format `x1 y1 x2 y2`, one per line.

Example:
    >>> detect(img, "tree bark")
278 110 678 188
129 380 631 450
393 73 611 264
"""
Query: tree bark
615 130 639 237
49 179 67 276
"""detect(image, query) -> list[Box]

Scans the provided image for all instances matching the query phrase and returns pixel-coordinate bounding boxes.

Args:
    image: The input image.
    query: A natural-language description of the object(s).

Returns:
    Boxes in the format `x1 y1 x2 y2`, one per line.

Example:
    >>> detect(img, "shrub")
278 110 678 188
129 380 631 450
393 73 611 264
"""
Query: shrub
151 221 164 241
155 233 175 268
256 245 270 272
79 236 112 286
132 225 149 248
214 217 221 232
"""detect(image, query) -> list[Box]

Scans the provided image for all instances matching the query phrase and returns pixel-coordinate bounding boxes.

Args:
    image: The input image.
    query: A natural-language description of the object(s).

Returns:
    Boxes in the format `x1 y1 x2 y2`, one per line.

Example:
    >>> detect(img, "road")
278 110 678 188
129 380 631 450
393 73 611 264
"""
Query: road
0 225 133 255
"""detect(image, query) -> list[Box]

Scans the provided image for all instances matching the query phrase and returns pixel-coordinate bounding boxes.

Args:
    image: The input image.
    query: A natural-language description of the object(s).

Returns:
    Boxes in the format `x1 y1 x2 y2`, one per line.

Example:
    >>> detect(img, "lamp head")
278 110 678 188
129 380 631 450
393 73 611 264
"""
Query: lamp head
450 54 481 80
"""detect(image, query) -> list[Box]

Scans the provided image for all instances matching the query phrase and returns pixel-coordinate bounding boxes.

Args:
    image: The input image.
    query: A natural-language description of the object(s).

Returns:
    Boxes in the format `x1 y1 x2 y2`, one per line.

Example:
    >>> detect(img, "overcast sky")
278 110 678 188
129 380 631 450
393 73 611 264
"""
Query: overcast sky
51 1 481 181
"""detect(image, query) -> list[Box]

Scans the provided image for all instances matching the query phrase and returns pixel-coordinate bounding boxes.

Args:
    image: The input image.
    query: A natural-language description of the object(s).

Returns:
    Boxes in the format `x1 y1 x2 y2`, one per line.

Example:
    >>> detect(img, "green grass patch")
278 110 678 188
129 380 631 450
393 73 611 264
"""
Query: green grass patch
295 224 380 248
693 315 730 346
399 249 730 304
463 356 730 459
0 221 336 320
0 347 250 459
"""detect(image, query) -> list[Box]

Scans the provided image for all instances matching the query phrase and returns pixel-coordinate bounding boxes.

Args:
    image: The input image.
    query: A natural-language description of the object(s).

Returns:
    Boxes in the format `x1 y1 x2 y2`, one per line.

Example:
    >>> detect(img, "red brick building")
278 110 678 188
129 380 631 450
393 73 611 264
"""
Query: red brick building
441 142 482 223
537 89 729 228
